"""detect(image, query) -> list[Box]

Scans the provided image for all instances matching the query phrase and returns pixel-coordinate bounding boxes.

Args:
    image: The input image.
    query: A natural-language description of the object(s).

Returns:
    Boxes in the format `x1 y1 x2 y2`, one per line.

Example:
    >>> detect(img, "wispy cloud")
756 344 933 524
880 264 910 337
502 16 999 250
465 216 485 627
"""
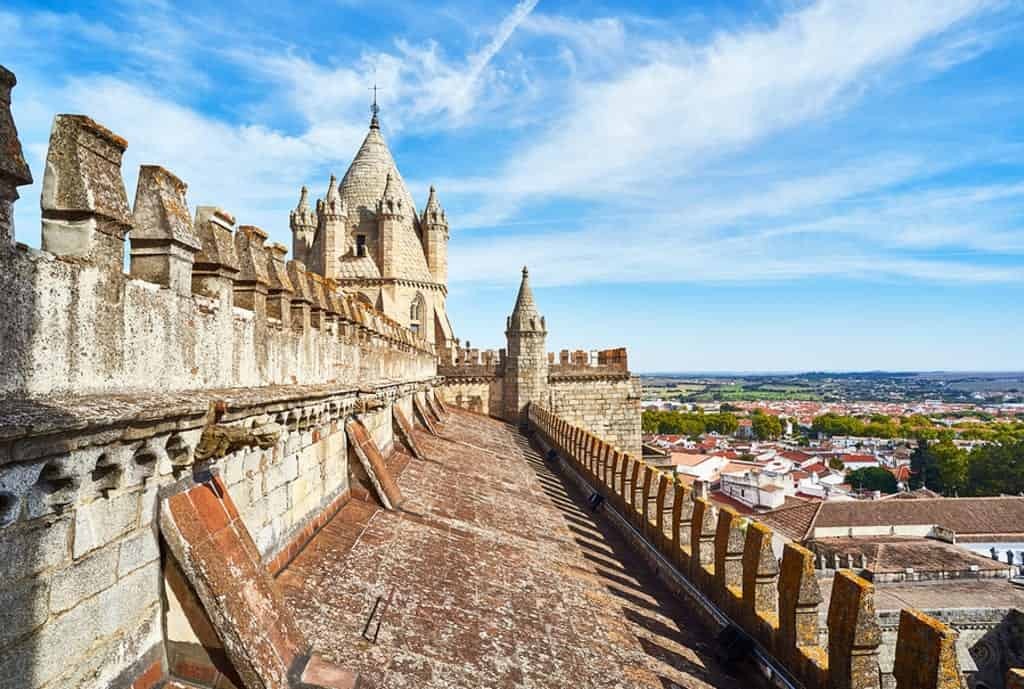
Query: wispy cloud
3 0 1022 296
454 0 999 221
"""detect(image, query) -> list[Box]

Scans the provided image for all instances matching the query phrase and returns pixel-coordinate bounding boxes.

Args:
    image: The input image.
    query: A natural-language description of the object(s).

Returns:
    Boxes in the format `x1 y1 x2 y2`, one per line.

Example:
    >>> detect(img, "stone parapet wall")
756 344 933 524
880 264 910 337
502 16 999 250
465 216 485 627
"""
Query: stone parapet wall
547 346 629 377
437 378 504 418
0 377 436 689
0 107 433 399
547 376 642 458
528 405 986 689
0 65 442 689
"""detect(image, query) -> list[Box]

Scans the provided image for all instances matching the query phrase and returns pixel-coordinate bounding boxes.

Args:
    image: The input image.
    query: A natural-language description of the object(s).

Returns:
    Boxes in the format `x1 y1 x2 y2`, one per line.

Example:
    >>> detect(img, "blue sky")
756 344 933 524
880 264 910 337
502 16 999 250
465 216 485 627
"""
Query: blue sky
3 0 1024 372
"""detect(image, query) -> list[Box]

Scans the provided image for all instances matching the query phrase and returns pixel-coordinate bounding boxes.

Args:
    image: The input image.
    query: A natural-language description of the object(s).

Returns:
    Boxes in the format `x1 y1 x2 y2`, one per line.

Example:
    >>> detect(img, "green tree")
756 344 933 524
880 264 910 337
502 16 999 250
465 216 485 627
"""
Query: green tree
828 457 845 471
752 414 782 440
705 412 739 435
931 441 968 495
909 439 942 491
965 441 1024 496
641 410 707 437
863 421 897 439
811 413 865 437
847 467 899 494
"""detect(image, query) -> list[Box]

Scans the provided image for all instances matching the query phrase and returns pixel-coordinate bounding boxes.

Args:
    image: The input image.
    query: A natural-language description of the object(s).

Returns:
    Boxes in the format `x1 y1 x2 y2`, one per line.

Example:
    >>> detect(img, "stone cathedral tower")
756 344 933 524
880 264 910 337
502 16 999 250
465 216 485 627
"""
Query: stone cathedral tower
504 266 548 425
289 106 455 348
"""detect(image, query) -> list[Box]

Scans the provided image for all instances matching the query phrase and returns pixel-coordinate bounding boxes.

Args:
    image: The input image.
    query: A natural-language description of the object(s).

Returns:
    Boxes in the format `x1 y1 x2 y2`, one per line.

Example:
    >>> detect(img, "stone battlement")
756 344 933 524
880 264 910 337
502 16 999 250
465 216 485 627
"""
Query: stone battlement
437 341 504 378
527 405 1016 689
0 64 647 689
548 346 630 379
0 107 433 400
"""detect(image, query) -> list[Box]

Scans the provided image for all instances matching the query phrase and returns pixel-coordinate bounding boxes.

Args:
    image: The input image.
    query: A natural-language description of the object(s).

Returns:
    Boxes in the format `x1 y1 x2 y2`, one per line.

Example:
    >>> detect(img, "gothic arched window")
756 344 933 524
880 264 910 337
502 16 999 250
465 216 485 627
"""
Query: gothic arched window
410 293 426 334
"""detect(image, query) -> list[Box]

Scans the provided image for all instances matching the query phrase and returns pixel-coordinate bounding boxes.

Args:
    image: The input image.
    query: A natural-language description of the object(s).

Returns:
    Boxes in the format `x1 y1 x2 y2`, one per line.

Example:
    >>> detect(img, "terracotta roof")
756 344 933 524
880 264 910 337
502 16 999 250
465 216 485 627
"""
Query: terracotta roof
668 451 714 467
879 487 941 500
758 500 823 541
840 454 878 464
809 536 1011 575
803 462 829 476
813 496 1024 536
709 491 756 515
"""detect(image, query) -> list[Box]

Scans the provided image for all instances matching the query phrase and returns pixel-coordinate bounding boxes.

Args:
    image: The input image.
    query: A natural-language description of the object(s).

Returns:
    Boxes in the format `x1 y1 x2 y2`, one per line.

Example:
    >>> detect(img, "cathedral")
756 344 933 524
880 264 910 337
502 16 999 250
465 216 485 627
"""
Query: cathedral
289 106 455 349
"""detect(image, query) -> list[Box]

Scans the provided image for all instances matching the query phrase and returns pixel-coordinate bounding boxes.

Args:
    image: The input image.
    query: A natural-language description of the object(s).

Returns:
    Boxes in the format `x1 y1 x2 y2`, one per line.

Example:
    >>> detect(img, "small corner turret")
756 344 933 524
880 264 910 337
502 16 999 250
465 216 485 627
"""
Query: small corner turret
289 185 316 264
505 266 549 425
421 185 449 286
377 171 404 219
376 171 404 278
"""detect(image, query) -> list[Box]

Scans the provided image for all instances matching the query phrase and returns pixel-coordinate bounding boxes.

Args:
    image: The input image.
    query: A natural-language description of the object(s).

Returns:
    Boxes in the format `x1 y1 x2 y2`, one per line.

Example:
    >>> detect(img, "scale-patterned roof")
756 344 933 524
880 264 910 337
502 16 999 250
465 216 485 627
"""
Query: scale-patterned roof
337 121 434 284
336 254 381 280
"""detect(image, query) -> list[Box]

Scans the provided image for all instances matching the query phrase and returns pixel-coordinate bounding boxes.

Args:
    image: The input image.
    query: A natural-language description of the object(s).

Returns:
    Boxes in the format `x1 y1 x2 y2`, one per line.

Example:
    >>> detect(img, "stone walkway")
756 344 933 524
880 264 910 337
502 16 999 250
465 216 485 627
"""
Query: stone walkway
278 409 752 689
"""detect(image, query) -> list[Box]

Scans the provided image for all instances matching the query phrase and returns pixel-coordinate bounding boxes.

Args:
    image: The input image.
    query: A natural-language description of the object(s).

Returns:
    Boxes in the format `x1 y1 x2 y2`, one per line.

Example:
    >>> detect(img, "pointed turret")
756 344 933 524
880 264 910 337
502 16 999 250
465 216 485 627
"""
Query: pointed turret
321 174 344 219
422 185 446 225
508 266 546 333
505 266 548 425
290 185 316 264
311 174 346 277
421 185 449 286
376 172 405 278
377 171 404 219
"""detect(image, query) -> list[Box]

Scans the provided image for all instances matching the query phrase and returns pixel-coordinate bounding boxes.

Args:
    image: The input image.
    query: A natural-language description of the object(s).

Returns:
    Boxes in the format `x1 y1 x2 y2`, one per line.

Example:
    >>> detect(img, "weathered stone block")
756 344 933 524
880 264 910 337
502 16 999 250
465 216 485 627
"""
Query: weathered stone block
50 540 119 614
892 608 962 689
73 491 140 559
129 165 201 294
192 206 240 299
827 570 881 689
266 456 299 493
742 521 779 625
779 542 823 652
41 114 132 262
0 577 49 647
0 516 71 581
119 529 160 577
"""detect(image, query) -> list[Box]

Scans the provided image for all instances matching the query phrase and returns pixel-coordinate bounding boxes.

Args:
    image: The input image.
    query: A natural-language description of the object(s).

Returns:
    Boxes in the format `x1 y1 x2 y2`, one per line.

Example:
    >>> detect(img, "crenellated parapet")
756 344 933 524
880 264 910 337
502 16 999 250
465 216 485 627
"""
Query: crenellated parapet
528 405 973 689
437 341 505 379
548 346 630 380
0 71 435 398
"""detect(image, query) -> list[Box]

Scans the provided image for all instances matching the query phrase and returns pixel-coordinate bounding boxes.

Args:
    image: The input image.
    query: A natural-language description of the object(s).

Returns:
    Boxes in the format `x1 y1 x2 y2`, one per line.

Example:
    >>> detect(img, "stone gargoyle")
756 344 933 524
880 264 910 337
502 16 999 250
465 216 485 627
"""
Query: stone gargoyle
194 418 283 461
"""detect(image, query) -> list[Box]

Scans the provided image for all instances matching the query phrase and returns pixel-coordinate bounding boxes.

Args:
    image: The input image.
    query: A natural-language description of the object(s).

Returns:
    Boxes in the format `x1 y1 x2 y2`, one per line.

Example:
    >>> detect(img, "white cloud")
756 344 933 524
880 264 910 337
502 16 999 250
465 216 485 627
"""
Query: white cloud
5 0 1021 294
233 0 539 132
453 0 998 220
12 77 323 248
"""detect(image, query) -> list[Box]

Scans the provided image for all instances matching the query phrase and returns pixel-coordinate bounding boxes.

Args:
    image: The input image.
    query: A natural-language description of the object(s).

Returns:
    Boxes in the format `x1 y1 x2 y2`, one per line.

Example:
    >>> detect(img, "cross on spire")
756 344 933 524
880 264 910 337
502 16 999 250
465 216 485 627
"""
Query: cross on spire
369 83 382 128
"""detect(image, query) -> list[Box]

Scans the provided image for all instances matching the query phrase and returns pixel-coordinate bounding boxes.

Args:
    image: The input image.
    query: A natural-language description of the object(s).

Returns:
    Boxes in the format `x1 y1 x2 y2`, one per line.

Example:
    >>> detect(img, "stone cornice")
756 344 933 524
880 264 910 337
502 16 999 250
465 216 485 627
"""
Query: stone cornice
336 276 447 296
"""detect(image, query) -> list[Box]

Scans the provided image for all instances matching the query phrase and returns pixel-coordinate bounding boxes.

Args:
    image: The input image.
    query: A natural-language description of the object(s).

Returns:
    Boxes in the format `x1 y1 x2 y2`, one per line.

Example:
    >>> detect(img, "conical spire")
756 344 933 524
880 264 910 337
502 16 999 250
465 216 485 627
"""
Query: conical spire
326 174 339 204
378 171 404 217
290 185 315 228
508 266 545 332
422 184 447 226
320 174 344 218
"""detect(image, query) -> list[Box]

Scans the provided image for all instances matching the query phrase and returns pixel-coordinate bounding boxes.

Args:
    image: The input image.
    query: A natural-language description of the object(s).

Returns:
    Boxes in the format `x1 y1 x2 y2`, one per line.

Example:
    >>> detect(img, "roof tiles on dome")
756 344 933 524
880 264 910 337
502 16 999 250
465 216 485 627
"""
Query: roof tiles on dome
337 254 381 280
337 120 434 284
